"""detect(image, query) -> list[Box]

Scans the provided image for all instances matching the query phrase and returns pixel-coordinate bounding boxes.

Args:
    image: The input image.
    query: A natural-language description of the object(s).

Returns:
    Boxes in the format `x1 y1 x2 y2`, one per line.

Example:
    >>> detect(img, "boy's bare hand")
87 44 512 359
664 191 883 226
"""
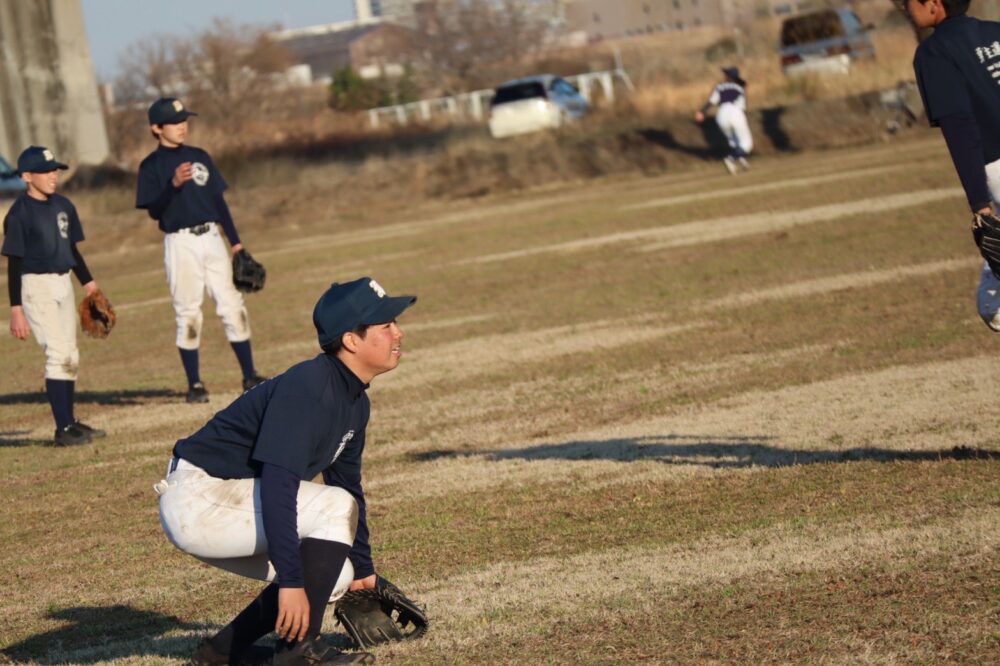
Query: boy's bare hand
172 162 194 188
9 306 29 340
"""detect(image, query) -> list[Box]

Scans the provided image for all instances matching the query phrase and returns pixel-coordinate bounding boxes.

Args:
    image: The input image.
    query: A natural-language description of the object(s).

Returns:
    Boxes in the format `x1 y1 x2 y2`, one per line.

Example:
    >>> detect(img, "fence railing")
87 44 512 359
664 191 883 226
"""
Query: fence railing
367 68 634 128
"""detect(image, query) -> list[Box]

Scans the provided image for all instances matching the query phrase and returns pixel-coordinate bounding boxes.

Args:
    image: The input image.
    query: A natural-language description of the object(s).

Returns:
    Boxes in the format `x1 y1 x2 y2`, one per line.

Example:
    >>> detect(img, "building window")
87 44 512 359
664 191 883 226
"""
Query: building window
774 3 793 15
673 0 680 8
676 21 684 30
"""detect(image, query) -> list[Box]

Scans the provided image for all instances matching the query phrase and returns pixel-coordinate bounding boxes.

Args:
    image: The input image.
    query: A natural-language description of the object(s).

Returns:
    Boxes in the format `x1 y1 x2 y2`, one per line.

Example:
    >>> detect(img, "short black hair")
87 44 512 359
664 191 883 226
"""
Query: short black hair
920 0 971 16
321 323 369 355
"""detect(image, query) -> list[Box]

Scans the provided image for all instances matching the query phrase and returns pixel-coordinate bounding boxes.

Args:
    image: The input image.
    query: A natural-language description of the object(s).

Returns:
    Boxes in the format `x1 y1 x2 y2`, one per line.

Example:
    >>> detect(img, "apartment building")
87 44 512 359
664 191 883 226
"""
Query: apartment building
562 0 847 39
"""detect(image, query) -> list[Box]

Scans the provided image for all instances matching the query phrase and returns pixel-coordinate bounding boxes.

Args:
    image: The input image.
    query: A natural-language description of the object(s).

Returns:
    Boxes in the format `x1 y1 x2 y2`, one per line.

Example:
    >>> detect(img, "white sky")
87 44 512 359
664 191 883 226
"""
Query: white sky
81 0 357 81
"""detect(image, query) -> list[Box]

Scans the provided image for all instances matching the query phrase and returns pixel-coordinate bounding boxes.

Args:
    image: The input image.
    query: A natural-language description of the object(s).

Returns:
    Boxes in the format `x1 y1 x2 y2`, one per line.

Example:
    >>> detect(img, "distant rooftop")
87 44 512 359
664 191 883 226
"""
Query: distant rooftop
270 17 384 41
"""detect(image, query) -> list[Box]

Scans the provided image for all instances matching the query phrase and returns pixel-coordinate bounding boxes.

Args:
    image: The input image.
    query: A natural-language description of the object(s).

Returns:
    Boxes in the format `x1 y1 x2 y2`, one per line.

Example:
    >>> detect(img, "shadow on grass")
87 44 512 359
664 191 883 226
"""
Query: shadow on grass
409 434 999 468
635 127 721 160
0 430 54 448
760 106 797 152
0 388 183 407
1 605 202 664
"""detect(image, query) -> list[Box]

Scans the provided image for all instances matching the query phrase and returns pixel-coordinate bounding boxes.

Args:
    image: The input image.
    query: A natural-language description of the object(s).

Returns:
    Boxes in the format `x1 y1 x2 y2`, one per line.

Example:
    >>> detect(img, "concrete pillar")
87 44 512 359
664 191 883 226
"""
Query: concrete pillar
419 100 430 121
369 109 379 128
0 0 109 167
470 92 483 120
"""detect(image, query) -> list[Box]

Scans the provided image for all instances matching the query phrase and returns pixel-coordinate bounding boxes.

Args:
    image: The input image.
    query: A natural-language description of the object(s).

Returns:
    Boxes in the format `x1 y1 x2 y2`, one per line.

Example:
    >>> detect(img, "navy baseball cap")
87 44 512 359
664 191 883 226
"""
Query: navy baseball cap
313 277 416 347
722 67 745 85
148 97 197 125
16 146 68 175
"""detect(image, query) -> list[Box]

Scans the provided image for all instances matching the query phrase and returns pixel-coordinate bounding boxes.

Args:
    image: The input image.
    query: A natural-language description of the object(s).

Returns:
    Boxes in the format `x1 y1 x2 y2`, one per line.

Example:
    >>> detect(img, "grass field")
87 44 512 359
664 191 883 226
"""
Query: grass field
1 130 998 664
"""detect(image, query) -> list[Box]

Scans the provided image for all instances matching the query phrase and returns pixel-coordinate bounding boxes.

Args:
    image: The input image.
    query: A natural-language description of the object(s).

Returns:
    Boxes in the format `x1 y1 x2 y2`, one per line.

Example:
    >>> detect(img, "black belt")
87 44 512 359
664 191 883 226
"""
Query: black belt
180 223 214 236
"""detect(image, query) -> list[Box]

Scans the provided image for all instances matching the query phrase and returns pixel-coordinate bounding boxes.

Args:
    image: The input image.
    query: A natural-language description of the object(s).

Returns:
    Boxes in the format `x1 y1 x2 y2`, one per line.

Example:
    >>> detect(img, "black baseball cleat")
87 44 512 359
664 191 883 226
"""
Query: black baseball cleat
73 421 106 438
187 382 210 403
189 638 274 665
272 636 374 665
242 373 268 391
54 423 92 447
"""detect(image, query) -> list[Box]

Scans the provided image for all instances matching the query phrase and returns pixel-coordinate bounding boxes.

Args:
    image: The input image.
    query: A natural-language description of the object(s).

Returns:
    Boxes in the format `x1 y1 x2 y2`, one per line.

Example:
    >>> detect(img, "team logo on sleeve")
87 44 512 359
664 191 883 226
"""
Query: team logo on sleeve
330 430 355 465
191 162 210 186
57 212 69 239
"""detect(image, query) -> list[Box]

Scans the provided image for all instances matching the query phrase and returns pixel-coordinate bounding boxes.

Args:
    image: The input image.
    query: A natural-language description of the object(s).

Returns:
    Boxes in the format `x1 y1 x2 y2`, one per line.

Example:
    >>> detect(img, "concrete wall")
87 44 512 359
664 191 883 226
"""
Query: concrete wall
0 0 109 167
565 0 727 38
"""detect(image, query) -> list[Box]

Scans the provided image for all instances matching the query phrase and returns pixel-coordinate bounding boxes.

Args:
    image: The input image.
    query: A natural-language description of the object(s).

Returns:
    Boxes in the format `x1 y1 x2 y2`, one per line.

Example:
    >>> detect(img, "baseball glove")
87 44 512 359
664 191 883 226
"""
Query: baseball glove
232 249 266 293
973 211 1000 279
334 576 428 649
79 290 116 339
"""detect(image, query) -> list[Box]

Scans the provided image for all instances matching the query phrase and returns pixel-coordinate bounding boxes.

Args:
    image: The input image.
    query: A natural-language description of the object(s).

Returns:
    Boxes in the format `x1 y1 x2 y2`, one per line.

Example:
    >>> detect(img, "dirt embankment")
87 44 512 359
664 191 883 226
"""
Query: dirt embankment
69 89 927 207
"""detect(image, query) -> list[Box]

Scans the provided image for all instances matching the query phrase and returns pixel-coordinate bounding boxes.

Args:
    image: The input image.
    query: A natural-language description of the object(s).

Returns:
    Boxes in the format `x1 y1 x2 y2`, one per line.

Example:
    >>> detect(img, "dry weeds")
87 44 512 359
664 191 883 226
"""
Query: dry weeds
2 129 998 665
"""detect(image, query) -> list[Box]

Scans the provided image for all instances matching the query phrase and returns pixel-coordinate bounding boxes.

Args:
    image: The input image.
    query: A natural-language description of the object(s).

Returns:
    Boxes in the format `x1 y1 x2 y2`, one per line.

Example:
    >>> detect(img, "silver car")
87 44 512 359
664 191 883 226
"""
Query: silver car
780 8 875 76
488 75 589 139
0 153 25 200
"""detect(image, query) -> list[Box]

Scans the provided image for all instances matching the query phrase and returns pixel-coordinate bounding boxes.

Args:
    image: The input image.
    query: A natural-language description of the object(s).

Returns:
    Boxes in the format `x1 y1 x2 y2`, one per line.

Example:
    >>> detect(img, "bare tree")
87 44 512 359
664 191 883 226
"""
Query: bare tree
404 0 551 94
112 19 293 119
113 35 186 103
180 18 293 117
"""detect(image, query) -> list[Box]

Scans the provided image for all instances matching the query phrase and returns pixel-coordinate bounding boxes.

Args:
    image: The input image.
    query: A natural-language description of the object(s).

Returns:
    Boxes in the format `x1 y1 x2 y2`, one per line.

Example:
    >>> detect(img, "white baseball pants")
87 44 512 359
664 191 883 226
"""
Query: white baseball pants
164 225 250 350
155 458 357 600
976 158 1000 330
716 104 753 157
21 272 79 380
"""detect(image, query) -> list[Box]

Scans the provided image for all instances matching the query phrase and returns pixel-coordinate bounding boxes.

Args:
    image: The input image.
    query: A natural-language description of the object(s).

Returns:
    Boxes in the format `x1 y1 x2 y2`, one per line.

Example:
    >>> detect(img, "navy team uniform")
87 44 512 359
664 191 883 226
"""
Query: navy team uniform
135 97 264 404
154 277 415 665
3 146 105 446
912 7 1000 329
699 67 754 174
172 352 375 582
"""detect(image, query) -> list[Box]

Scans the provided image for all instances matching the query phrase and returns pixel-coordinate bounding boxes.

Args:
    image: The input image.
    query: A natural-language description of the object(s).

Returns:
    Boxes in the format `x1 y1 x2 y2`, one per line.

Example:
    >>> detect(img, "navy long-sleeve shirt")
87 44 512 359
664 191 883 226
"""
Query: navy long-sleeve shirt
174 353 373 587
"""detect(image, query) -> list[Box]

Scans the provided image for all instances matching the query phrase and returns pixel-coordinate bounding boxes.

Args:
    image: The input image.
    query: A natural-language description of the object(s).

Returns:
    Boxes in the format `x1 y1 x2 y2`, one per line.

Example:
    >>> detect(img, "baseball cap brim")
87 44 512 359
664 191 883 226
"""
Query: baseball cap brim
156 110 197 125
360 295 417 326
15 161 68 176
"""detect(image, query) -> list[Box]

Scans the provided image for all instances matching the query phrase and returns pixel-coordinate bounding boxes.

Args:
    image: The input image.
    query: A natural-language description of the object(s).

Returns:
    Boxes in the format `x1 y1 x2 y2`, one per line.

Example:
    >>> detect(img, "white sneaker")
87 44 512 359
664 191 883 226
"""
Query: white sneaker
738 157 750 171
723 156 738 175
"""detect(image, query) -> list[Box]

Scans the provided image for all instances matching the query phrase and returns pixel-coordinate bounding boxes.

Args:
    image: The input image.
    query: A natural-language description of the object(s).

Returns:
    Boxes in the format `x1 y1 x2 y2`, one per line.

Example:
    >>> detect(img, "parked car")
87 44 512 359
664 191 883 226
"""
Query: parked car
488 75 589 139
780 8 875 76
0 152 25 199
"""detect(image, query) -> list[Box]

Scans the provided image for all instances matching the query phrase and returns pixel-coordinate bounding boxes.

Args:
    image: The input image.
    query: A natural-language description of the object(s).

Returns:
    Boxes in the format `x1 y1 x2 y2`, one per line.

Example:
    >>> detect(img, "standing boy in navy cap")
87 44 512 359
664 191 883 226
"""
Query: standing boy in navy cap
695 66 753 174
154 277 415 665
907 1 1000 328
3 146 106 446
135 97 265 404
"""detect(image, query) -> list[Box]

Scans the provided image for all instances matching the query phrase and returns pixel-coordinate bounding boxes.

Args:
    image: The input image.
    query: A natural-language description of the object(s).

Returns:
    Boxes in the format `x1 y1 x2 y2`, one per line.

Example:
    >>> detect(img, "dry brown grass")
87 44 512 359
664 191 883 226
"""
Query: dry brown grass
3 99 998 664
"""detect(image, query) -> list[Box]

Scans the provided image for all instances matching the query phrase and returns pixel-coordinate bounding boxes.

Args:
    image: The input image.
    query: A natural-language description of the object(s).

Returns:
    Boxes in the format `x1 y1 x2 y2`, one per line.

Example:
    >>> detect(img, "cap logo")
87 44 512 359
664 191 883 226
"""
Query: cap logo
43 149 54 161
172 100 183 112
368 279 386 298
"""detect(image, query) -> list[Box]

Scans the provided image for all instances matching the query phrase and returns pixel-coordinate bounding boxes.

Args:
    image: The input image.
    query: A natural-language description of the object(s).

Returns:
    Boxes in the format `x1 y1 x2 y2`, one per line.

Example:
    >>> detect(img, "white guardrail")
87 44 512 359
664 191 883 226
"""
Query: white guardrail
367 69 634 128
